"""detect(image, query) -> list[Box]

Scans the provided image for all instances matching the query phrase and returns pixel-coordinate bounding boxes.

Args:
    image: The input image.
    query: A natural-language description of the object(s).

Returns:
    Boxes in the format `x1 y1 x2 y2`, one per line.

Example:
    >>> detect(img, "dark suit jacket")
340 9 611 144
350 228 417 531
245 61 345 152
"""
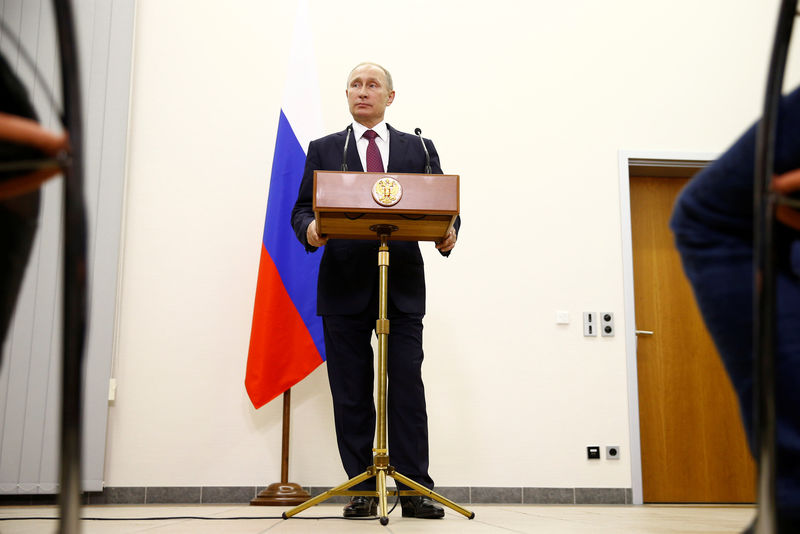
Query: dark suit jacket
291 124 460 316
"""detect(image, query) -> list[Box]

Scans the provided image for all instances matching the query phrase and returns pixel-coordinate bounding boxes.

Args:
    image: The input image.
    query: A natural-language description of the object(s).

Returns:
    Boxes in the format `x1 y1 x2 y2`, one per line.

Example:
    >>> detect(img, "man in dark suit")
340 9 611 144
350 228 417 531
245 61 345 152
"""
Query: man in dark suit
291 62 458 519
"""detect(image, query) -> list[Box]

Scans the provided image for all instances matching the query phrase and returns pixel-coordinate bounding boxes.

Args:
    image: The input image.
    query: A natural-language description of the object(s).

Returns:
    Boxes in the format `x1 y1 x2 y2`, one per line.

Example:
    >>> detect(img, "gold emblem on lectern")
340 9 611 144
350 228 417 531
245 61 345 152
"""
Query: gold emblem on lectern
372 177 402 206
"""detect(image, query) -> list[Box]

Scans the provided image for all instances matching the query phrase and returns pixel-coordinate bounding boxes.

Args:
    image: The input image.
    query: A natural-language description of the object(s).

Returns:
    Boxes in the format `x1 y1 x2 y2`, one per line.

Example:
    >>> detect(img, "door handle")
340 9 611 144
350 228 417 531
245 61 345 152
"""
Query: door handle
635 330 654 336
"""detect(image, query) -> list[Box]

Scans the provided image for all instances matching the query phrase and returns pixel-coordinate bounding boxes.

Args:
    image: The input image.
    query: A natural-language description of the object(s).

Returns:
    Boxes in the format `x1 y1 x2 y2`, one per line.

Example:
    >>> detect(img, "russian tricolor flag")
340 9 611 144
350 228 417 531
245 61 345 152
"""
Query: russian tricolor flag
245 0 325 409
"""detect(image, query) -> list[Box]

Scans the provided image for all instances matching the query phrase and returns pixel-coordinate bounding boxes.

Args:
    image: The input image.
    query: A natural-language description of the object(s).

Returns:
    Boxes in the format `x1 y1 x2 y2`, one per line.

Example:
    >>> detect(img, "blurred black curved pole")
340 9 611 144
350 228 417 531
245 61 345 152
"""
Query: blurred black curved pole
53 1 86 533
753 1 797 533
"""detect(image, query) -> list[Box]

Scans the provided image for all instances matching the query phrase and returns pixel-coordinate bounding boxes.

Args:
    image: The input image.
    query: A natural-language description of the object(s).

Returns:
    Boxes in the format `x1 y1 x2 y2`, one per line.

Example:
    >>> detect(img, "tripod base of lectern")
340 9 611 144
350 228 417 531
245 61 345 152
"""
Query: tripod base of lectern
281 464 474 525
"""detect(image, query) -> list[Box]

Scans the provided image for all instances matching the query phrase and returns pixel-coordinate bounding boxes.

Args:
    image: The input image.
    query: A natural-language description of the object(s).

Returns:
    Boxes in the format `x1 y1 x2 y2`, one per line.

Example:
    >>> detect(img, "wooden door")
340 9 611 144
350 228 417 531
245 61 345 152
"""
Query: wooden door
631 175 756 503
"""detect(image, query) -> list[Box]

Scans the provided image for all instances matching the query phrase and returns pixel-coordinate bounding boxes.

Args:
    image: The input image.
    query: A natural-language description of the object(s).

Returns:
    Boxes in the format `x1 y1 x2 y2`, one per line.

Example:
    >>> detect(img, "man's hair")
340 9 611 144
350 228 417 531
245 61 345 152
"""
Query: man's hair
347 62 393 92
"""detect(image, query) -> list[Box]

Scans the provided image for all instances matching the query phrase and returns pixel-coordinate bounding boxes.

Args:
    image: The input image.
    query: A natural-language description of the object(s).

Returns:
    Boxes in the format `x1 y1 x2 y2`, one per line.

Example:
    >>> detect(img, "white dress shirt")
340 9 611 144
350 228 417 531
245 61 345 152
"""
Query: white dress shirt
352 120 389 172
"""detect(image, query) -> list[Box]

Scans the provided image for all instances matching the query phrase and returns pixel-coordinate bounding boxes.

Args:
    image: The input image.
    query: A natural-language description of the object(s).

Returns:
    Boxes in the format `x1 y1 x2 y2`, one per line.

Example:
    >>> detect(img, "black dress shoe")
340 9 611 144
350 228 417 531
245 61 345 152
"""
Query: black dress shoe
343 496 377 518
400 496 445 519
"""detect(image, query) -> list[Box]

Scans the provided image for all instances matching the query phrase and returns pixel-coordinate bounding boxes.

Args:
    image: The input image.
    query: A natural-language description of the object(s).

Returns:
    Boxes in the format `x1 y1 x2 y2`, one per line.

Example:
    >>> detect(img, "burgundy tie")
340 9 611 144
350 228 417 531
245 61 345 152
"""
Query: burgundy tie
363 130 384 173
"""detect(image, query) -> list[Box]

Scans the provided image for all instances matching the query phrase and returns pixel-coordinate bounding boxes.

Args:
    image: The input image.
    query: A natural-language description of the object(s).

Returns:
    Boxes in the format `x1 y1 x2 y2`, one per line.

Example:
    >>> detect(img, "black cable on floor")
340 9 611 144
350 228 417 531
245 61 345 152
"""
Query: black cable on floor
0 493 402 522
0 515 378 521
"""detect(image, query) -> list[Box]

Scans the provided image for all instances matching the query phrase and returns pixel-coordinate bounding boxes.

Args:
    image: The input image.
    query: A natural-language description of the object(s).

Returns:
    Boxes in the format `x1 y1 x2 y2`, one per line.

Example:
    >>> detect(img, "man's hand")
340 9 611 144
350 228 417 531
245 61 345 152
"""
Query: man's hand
307 220 328 247
435 228 457 252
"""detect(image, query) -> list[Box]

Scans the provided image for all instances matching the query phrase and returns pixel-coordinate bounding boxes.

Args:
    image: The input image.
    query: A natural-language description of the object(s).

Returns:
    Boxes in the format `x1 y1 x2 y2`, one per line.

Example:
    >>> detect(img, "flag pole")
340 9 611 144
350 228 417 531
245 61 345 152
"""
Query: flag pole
251 388 311 505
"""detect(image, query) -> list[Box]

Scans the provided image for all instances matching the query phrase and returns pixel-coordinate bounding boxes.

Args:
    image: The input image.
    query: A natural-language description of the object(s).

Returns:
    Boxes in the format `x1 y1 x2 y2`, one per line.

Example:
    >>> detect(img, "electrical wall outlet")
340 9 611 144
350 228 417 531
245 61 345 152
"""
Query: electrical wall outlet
587 446 601 459
606 445 621 460
583 312 597 336
601 312 614 336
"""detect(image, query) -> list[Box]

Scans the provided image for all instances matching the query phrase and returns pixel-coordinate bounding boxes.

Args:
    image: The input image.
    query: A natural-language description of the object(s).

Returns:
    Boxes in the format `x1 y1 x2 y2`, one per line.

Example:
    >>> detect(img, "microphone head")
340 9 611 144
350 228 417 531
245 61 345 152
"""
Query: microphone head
414 128 422 136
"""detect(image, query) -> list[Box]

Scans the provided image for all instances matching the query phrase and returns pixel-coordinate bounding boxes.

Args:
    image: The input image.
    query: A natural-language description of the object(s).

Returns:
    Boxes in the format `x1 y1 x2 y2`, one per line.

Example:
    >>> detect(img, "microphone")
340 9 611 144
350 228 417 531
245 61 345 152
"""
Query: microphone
415 127 432 174
341 125 352 171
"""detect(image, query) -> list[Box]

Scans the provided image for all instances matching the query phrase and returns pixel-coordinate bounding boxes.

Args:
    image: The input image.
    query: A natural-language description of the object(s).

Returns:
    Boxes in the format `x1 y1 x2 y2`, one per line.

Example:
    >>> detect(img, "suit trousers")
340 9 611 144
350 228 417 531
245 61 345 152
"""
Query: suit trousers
322 291 434 492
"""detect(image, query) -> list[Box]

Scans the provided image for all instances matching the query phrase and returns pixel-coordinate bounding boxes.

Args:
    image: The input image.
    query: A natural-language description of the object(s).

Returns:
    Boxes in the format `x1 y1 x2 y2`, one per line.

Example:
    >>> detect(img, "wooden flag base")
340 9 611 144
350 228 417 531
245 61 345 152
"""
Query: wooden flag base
251 482 310 506
251 390 310 507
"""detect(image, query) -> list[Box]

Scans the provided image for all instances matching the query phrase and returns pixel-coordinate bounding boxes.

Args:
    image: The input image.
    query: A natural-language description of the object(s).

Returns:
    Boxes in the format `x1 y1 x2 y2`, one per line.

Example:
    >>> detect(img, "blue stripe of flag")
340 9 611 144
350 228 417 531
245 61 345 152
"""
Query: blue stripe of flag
262 110 325 361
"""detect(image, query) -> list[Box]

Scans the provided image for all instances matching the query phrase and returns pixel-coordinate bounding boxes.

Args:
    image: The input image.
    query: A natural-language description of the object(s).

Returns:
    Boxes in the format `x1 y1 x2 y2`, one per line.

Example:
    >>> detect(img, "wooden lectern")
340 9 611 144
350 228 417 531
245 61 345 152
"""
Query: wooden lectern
282 171 473 526
313 170 459 240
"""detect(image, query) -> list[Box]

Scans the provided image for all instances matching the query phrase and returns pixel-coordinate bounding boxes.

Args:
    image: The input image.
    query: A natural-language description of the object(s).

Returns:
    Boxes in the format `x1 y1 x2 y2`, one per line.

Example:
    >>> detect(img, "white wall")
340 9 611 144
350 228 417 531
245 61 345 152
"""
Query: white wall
105 0 800 490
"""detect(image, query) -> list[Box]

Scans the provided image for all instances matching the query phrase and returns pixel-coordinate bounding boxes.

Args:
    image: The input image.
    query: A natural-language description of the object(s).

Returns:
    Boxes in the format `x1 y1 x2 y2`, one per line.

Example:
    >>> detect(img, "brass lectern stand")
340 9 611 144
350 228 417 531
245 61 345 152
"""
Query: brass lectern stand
282 171 474 526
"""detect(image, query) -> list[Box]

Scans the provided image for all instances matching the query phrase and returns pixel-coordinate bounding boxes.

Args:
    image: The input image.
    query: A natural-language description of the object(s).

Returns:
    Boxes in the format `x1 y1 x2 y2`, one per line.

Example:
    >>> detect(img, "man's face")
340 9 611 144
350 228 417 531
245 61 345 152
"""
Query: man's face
346 64 395 128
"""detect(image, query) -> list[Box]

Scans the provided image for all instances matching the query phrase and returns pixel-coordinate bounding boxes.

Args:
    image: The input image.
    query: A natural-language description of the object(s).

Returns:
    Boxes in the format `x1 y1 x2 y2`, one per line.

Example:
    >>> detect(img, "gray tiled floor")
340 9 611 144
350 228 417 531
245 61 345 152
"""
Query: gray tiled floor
0 503 756 533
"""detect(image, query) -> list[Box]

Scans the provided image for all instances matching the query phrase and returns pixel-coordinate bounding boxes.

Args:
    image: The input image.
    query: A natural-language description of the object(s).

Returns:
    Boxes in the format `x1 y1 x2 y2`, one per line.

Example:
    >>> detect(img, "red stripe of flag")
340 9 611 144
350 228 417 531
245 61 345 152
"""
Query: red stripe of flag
245 244 322 409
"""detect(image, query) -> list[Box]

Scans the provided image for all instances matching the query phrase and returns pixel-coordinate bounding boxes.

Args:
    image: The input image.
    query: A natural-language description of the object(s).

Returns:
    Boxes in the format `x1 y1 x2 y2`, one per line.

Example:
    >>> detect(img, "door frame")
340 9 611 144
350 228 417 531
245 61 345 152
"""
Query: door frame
617 150 716 505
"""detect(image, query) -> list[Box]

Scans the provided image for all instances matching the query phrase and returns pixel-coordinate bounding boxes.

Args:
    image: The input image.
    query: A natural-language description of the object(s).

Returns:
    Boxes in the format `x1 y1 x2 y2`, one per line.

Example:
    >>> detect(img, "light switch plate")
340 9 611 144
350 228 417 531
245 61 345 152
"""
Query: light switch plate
583 312 597 336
